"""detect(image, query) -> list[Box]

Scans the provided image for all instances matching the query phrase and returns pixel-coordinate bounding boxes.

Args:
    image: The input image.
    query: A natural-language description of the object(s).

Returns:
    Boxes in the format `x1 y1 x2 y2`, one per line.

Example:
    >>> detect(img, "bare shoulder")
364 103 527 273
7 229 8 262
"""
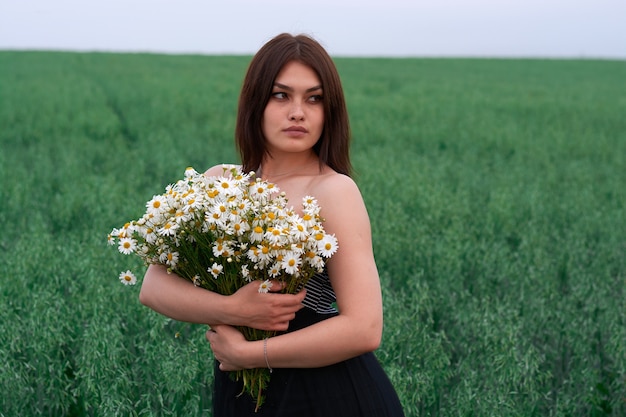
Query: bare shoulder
204 164 241 177
316 172 360 195
311 172 367 215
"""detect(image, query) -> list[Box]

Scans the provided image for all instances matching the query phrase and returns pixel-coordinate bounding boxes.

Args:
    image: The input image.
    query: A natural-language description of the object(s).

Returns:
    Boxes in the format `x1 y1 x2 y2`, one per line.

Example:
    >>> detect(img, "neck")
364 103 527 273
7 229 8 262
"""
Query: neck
258 155 320 179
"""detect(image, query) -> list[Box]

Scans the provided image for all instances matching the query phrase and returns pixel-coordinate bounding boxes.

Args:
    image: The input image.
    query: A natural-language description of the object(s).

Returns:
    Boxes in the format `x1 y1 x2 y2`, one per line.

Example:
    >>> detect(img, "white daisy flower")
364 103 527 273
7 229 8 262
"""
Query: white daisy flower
143 226 158 244
192 275 202 286
309 254 325 271
250 225 264 242
232 219 250 236
146 195 168 213
290 242 305 254
267 263 280 277
234 199 252 214
266 183 279 194
318 234 339 257
258 279 273 293
215 177 241 197
246 247 258 263
241 265 251 282
205 187 221 201
301 213 316 228
183 195 203 213
173 208 191 224
161 251 179 267
281 252 301 275
158 221 179 236
205 210 225 227
256 244 272 263
249 180 271 200
265 227 286 246
112 225 129 240
230 169 252 185
184 167 199 179
213 241 233 257
119 270 137 285
302 195 321 212
290 221 309 241
212 203 229 219
118 237 137 255
208 263 223 279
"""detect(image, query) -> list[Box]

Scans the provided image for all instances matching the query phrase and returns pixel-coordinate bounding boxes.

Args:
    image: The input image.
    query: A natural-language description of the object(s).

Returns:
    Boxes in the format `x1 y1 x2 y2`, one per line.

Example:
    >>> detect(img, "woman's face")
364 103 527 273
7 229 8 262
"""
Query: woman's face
262 61 324 157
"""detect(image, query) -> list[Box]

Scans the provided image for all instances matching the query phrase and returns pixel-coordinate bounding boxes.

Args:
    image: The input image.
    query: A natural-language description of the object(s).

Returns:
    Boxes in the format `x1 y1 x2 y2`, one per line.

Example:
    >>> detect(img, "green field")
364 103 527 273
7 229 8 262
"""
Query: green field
0 51 624 416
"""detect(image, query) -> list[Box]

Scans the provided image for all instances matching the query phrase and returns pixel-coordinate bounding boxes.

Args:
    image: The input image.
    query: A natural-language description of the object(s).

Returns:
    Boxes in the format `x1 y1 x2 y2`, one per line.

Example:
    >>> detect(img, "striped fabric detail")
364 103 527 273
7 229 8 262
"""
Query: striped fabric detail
302 271 338 314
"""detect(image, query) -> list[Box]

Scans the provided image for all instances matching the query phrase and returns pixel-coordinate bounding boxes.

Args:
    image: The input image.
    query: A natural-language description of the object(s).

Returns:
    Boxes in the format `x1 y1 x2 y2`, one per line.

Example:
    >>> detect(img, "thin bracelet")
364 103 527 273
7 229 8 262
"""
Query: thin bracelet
263 338 273 373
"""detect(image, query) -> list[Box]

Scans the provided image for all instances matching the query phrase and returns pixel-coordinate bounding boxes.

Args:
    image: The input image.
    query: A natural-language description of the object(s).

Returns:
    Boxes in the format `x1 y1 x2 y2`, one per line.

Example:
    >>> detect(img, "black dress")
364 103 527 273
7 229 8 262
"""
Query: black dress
212 272 405 416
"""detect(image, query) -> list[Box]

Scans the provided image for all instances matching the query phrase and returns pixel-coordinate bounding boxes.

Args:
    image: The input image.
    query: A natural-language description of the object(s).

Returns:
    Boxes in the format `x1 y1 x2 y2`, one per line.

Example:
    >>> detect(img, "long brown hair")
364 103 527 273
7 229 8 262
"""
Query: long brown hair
235 33 352 177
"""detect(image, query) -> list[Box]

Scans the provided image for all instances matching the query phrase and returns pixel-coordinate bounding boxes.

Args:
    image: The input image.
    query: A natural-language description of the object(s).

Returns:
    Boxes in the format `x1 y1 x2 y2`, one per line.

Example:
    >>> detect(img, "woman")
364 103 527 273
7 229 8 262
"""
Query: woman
139 33 404 416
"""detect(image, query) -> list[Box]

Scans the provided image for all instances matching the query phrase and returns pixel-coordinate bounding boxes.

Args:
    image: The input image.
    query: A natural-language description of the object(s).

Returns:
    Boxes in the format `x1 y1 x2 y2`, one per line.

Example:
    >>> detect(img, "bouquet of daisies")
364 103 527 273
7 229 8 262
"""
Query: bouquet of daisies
108 165 338 409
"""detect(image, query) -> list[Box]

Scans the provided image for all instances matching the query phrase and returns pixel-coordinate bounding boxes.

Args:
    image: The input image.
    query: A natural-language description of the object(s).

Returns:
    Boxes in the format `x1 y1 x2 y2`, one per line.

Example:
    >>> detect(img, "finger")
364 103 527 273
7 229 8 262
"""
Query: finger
210 324 227 332
295 288 307 301
205 328 217 341
268 280 283 292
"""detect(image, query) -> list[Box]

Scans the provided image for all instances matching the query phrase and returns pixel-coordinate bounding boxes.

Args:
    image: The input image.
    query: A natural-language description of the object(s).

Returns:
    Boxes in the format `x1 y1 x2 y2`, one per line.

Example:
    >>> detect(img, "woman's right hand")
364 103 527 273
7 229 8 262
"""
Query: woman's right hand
140 264 305 331
227 280 306 331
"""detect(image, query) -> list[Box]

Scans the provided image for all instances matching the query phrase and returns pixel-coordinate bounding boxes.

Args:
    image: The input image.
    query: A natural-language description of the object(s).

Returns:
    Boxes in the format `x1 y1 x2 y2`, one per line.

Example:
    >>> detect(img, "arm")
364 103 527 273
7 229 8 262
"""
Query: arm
207 175 383 369
139 265 305 331
138 163 306 331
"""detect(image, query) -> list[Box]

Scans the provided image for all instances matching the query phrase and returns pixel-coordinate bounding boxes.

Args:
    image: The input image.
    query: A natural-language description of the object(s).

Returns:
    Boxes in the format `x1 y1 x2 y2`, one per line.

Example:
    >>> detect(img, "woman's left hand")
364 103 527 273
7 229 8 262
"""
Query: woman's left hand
206 324 248 371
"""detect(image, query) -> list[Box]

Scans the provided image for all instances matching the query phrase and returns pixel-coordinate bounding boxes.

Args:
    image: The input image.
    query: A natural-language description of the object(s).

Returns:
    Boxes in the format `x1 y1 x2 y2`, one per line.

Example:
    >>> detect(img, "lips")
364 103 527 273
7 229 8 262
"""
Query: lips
284 126 308 133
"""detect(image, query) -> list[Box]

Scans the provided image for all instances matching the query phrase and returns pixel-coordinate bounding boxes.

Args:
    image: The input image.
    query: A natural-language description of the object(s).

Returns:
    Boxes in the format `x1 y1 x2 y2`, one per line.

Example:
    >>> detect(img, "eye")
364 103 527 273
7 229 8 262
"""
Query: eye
271 92 288 100
308 95 323 103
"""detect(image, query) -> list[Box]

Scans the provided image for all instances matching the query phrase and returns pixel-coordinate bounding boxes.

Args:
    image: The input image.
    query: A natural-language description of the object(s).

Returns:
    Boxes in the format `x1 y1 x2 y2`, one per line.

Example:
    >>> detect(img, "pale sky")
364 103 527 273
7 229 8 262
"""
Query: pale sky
0 0 624 58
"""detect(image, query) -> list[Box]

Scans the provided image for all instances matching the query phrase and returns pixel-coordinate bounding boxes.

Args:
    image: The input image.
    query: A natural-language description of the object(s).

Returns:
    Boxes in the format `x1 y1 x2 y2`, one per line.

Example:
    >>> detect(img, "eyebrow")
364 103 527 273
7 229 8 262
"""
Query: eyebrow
273 82 322 93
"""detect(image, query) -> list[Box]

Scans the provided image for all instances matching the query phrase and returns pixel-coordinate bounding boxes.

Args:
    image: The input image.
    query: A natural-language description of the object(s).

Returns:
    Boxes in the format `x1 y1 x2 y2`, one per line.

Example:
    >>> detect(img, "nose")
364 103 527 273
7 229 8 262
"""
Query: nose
288 102 304 121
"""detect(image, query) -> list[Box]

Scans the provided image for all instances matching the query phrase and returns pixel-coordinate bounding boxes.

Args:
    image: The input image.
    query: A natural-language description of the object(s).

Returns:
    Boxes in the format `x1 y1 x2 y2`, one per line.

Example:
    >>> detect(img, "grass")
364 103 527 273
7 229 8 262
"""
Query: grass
0 51 625 416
